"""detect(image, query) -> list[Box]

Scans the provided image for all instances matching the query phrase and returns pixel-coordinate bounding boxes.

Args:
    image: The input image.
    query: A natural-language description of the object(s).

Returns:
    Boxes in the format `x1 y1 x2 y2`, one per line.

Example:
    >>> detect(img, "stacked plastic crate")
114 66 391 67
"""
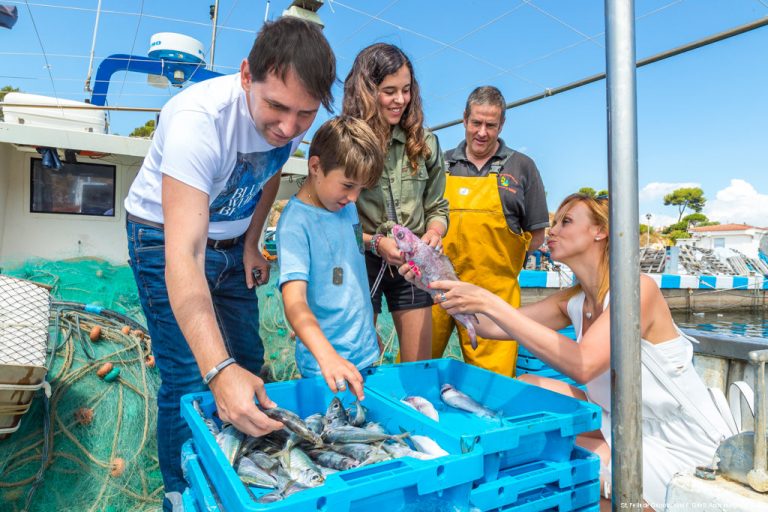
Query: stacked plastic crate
515 327 585 390
181 359 601 511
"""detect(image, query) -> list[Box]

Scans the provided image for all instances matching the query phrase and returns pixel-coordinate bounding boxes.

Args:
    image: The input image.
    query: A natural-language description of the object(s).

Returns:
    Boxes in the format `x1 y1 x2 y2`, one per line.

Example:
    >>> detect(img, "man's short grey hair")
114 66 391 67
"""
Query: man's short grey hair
464 86 506 122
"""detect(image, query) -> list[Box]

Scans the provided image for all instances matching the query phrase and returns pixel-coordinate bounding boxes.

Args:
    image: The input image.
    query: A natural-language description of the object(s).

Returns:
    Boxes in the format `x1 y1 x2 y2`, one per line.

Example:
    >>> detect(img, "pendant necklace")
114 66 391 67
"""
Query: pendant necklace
585 311 593 320
303 189 344 286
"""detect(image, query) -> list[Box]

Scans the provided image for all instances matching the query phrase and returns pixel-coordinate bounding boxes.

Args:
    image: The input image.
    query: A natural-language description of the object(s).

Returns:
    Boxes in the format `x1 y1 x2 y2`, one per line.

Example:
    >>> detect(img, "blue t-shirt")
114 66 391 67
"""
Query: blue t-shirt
277 197 379 377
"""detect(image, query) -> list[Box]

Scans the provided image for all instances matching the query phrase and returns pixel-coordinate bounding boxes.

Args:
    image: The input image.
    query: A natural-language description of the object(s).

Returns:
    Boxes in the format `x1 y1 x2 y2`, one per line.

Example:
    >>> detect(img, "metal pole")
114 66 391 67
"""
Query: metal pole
209 1 220 71
646 214 651 247
84 0 103 92
605 1 643 509
430 16 768 132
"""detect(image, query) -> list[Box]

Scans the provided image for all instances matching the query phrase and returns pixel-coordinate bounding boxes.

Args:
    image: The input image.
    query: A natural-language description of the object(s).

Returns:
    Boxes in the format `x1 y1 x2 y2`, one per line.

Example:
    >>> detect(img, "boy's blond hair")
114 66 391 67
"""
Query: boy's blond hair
308 116 384 189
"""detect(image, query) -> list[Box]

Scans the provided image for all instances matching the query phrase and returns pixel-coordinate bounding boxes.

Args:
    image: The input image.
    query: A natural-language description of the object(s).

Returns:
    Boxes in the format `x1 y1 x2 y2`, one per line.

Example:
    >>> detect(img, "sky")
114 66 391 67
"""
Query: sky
2 0 767 228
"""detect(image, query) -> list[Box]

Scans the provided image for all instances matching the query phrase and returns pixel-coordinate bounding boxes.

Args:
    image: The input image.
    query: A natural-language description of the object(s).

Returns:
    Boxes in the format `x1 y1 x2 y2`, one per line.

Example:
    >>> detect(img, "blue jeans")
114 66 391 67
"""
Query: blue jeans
126 220 264 503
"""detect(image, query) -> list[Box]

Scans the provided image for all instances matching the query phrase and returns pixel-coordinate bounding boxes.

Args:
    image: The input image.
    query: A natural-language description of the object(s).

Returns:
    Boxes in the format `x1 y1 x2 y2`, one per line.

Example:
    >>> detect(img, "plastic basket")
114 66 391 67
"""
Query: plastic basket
469 447 598 510
491 480 600 512
362 359 600 481
0 275 50 438
180 376 485 511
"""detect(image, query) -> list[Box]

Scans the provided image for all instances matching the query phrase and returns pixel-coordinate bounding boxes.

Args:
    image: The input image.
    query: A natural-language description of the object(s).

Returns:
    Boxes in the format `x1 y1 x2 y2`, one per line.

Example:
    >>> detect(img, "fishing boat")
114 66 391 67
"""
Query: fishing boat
2 1 768 511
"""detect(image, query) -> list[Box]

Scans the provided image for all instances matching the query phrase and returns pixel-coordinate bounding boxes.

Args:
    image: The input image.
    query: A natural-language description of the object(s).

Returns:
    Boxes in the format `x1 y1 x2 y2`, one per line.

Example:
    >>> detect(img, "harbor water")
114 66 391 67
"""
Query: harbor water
673 309 768 338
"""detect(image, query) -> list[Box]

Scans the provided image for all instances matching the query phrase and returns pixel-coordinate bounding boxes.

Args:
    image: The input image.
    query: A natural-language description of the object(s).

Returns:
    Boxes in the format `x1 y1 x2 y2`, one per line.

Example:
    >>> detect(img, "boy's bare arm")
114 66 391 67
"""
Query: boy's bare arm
282 280 365 399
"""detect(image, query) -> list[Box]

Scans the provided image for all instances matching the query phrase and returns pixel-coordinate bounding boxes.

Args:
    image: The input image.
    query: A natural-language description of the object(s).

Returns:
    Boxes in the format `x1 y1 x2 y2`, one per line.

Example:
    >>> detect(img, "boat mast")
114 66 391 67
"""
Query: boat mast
83 0 103 93
209 1 220 71
605 0 642 509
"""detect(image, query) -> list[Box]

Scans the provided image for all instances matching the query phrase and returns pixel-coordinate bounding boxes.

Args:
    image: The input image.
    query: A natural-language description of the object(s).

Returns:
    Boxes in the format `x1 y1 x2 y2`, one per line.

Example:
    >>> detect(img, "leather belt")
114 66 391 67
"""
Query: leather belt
127 213 242 250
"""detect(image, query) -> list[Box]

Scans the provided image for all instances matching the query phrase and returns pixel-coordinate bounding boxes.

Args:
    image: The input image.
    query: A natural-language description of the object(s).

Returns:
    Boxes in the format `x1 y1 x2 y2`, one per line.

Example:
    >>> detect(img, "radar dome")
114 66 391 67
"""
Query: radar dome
148 33 205 64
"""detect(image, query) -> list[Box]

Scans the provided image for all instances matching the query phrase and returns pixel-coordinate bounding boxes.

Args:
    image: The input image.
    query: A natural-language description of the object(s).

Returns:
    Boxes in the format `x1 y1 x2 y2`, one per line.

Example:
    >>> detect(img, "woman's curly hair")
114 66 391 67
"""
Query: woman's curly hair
342 43 430 173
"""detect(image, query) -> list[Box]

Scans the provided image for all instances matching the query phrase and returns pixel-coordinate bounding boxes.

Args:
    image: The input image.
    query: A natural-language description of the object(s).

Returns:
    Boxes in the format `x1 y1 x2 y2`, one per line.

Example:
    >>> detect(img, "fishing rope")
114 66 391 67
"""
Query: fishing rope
0 304 162 511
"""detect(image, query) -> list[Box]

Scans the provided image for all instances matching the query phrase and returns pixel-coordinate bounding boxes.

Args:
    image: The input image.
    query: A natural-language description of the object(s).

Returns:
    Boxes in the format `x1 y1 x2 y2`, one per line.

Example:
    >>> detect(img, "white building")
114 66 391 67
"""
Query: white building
689 223 768 259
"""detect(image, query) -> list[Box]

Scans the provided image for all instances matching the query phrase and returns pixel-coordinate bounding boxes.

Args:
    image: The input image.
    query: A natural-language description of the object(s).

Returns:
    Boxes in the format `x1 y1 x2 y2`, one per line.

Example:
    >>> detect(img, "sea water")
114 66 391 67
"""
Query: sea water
673 309 768 338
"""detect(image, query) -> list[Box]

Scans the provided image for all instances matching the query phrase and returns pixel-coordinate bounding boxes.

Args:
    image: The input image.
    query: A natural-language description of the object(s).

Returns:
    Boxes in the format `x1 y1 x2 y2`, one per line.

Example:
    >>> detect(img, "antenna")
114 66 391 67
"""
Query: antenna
84 0 103 93
209 1 219 71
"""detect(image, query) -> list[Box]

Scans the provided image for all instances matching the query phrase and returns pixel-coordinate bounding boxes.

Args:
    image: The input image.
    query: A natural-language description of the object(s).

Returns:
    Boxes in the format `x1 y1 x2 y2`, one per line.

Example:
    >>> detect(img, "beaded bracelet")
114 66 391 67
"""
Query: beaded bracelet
370 234 384 256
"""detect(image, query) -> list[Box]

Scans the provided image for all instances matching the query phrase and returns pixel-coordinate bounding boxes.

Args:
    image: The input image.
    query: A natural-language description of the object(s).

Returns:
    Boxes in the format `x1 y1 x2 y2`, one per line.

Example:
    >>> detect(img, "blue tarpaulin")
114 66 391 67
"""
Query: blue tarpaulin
0 5 18 29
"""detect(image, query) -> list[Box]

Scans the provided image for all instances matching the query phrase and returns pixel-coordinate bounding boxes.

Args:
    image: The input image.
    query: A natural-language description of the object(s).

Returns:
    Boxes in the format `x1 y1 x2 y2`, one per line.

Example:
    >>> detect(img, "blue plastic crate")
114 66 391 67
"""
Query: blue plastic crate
182 488 200 512
182 440 223 511
362 359 600 481
516 354 551 372
469 447 599 511
515 367 582 389
491 480 600 512
180 376 485 512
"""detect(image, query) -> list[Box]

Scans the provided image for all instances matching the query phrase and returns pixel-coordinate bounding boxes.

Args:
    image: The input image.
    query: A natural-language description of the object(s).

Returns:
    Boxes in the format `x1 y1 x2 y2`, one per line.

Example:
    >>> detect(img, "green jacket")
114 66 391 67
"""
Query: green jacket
357 126 449 236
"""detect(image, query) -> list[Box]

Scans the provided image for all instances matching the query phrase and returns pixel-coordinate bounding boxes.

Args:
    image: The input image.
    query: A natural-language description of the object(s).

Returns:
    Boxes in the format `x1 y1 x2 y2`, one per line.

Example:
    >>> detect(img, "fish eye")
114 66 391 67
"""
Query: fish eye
396 232 404 239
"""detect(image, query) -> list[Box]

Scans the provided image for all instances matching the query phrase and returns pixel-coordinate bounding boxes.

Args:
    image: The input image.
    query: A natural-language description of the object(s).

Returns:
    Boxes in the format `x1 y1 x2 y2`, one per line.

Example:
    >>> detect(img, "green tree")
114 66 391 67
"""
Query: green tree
682 212 708 226
663 187 706 223
292 148 305 158
666 230 691 245
578 187 596 198
597 189 608 197
129 119 156 138
0 85 20 122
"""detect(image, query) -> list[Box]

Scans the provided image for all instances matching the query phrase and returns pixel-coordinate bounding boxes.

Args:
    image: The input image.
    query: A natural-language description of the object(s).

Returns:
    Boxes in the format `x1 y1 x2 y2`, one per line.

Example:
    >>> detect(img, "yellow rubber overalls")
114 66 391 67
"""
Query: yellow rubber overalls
431 169 531 376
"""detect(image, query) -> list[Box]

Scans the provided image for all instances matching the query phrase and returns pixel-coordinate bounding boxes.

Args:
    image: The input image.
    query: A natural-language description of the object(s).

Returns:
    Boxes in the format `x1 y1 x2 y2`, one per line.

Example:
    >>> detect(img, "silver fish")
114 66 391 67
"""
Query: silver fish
263 406 324 447
256 480 310 503
216 424 244 467
401 396 440 422
330 442 380 463
323 425 407 445
346 400 366 427
392 224 479 348
280 445 325 488
324 397 349 428
440 384 497 419
304 413 326 435
245 450 279 472
381 442 433 460
308 449 360 471
236 457 278 489
409 435 450 458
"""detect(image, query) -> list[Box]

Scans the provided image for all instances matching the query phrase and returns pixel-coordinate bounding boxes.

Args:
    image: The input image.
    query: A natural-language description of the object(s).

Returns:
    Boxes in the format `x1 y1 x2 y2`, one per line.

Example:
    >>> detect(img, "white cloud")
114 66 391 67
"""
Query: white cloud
705 179 768 227
639 182 701 201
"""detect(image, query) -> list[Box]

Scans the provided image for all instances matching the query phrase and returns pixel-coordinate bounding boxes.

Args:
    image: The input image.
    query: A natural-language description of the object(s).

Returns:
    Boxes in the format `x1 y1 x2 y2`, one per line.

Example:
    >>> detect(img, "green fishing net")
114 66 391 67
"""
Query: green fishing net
0 258 461 511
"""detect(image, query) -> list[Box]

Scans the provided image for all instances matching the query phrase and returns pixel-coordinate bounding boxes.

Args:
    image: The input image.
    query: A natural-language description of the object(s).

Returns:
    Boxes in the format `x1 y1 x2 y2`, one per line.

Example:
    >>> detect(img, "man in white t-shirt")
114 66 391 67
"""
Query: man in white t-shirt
124 17 335 506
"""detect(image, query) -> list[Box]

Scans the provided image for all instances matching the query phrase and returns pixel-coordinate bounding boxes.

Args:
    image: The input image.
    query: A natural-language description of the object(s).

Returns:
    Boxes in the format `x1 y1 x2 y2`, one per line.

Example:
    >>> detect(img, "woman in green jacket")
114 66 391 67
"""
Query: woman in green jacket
343 43 449 362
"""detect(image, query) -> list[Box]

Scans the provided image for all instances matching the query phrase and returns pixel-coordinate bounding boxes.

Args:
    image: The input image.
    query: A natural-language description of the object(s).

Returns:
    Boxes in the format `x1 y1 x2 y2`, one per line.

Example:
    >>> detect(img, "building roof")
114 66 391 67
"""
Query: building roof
690 223 764 233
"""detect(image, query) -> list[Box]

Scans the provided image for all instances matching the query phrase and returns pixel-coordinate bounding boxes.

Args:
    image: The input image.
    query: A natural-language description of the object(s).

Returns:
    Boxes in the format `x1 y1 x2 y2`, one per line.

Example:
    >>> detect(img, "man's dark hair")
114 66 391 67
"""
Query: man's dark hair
248 17 336 111
464 85 506 123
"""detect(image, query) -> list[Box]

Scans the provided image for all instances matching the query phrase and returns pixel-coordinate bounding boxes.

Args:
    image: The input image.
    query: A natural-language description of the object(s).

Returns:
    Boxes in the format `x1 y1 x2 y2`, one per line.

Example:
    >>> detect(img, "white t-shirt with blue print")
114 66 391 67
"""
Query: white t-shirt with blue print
277 197 380 377
125 73 303 239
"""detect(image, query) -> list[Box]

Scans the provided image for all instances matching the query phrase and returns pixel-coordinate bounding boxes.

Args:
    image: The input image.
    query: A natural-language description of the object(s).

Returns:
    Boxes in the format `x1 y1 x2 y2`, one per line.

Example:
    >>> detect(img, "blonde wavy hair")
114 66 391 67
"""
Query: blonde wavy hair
554 193 610 304
342 43 430 173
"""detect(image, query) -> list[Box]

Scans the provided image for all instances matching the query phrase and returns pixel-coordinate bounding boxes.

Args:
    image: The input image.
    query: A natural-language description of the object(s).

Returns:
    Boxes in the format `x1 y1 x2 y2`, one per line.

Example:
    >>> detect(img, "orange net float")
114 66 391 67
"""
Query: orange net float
89 325 102 342
109 457 126 477
74 407 94 426
96 362 113 378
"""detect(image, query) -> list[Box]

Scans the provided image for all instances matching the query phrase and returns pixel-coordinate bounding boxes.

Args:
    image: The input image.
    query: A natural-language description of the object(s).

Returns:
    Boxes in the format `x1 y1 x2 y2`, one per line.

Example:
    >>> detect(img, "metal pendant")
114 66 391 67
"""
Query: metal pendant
332 267 343 285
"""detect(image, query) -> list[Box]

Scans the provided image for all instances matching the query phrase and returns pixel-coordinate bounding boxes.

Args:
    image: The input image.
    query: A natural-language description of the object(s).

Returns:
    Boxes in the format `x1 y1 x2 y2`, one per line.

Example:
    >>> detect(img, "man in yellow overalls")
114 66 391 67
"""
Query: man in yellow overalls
433 86 549 376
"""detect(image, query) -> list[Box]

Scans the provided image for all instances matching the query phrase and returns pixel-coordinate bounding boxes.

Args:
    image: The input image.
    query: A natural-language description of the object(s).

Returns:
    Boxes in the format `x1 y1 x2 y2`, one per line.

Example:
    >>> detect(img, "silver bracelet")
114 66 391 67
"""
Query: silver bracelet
202 357 236 386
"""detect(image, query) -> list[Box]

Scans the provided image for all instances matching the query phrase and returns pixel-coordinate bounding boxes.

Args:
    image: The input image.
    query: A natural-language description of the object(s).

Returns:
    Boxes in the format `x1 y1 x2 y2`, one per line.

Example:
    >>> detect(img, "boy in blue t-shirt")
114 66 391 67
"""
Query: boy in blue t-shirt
277 116 385 400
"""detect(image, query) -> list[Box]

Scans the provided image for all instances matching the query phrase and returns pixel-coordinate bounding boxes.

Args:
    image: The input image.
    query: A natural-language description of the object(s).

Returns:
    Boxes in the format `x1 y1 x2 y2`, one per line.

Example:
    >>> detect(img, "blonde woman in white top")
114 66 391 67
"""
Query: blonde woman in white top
401 192 731 511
